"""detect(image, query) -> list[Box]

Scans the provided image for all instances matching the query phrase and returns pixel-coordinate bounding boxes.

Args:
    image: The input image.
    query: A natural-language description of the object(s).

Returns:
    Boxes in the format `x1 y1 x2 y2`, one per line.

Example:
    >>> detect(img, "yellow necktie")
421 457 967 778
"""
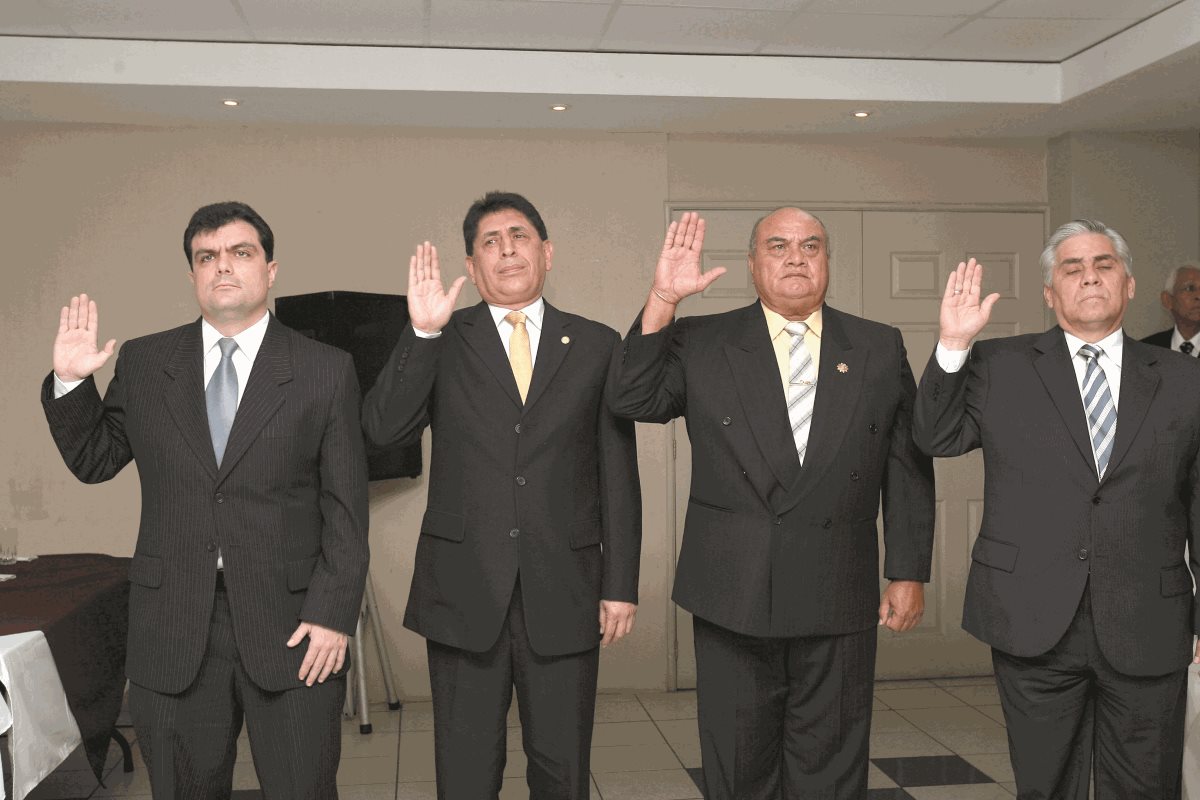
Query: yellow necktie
505 311 532 402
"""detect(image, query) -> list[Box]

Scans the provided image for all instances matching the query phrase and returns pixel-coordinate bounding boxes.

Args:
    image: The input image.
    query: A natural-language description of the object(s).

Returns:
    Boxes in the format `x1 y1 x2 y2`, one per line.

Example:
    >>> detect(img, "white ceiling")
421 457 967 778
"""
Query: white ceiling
0 0 1198 136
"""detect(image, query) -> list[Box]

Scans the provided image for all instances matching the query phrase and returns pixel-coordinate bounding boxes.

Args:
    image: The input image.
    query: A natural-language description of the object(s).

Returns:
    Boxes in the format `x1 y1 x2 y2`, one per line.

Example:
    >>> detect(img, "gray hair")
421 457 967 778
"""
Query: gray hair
748 207 832 257
1163 263 1200 292
1040 219 1132 286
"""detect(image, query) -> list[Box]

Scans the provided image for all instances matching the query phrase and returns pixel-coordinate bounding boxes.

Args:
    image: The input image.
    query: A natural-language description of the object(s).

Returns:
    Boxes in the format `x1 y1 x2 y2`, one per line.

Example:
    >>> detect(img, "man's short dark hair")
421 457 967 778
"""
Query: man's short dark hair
183 201 274 266
462 192 548 256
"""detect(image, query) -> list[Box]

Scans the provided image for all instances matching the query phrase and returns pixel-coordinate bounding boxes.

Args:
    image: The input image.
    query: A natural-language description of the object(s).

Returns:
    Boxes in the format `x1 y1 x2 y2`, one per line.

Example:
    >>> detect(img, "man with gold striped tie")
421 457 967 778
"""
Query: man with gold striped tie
362 191 641 800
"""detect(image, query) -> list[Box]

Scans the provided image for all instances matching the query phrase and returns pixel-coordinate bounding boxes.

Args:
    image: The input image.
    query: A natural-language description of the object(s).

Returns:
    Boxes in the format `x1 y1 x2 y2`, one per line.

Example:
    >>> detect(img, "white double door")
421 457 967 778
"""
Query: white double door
666 204 1047 686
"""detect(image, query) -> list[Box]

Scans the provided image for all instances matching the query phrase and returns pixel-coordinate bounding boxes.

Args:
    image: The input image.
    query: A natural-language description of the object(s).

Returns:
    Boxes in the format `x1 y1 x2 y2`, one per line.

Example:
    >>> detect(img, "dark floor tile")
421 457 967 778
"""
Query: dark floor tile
872 754 993 787
867 791 916 800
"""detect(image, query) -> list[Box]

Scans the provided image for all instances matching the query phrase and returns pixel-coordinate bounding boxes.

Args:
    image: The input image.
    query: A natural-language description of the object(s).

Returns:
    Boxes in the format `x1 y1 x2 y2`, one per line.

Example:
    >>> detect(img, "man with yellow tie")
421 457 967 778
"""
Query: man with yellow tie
362 191 642 800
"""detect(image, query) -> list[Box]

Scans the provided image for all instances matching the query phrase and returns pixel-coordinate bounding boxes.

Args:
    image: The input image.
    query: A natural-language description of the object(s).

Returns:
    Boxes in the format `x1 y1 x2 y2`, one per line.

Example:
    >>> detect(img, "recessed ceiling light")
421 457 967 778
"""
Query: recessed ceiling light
550 104 570 112
852 110 870 118
223 99 240 107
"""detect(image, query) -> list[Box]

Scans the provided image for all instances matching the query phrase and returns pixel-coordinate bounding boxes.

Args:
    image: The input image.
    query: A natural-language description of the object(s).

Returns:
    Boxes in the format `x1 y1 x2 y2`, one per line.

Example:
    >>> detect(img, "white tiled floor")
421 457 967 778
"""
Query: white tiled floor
20 676 1020 799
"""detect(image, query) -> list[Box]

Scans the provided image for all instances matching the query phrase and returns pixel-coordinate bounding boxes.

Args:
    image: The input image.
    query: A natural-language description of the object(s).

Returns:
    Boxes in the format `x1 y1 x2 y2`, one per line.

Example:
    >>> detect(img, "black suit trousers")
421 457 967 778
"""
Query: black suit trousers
425 580 600 800
128 581 346 799
692 616 876 800
993 584 1185 800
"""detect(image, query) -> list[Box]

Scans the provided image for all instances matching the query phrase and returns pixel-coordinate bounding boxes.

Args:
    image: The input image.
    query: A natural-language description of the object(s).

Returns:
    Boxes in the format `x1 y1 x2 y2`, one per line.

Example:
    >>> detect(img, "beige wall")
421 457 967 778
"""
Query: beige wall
3 121 1191 698
1048 130 1200 338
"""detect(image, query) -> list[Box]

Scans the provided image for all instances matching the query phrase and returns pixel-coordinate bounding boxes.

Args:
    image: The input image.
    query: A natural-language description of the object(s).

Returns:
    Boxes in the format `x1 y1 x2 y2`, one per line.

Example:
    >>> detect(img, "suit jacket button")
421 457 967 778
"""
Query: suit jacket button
509 528 520 539
1078 548 1089 560
774 517 782 525
722 417 731 426
206 542 216 552
869 423 878 434
215 493 224 504
850 471 860 481
822 518 833 529
514 423 522 433
516 476 527 486
1092 496 1101 505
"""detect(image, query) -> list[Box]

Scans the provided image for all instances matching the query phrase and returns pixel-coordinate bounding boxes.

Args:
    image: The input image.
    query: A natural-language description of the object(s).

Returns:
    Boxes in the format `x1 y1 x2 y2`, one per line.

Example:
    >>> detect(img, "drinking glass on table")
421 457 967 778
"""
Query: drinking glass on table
0 524 17 564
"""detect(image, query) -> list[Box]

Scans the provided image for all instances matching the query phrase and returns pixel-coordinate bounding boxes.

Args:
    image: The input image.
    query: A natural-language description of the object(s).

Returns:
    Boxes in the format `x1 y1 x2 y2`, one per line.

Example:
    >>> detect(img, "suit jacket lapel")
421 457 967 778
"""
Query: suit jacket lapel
779 306 865 515
458 301 523 409
724 303 798 490
163 320 218 479
523 301 570 414
1105 336 1160 479
1032 327 1097 478
217 315 291 484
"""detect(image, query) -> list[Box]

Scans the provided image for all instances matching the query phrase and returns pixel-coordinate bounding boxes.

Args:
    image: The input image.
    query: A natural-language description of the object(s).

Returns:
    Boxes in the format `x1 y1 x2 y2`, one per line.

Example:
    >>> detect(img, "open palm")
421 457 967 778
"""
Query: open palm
407 242 466 333
653 212 724 304
940 259 1000 350
54 294 116 382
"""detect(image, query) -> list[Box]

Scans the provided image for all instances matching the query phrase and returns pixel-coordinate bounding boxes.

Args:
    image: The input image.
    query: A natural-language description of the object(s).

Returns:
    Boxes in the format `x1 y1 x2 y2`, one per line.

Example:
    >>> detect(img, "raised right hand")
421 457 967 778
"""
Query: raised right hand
939 258 1000 351
54 294 116 382
651 212 724 305
407 241 466 333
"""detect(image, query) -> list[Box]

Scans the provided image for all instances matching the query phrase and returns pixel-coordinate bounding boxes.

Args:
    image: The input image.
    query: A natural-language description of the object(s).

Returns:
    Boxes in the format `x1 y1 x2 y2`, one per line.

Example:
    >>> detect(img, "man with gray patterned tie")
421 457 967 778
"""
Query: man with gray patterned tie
914 220 1200 798
42 201 369 798
609 207 935 799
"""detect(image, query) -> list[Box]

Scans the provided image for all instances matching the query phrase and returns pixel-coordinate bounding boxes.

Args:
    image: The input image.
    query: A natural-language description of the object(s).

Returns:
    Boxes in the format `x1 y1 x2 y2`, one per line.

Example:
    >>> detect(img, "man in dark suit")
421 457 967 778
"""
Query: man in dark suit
361 192 641 799
914 220 1200 798
43 201 369 799
1141 262 1200 355
608 208 935 799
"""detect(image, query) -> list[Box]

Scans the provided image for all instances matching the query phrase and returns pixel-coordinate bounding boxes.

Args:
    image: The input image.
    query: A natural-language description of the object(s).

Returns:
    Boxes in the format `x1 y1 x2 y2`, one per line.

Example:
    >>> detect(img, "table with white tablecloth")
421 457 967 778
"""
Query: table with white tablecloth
0 631 83 800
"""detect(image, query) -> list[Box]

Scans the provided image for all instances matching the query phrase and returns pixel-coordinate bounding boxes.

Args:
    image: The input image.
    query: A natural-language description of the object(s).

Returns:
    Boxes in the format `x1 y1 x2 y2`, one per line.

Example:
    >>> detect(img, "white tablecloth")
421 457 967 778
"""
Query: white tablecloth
0 632 82 800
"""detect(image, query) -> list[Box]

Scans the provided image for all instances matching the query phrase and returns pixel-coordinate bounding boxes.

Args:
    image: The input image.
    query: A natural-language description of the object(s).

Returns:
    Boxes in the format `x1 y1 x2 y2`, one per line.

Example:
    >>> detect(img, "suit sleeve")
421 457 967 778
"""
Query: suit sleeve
41 352 133 484
606 313 688 423
361 324 443 448
881 329 936 582
599 333 643 603
912 343 987 458
300 352 370 635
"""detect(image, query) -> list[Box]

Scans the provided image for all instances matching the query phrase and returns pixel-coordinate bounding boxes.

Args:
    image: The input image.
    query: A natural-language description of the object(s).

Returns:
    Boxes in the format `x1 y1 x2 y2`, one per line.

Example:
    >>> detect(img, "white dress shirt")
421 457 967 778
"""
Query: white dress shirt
936 327 1124 410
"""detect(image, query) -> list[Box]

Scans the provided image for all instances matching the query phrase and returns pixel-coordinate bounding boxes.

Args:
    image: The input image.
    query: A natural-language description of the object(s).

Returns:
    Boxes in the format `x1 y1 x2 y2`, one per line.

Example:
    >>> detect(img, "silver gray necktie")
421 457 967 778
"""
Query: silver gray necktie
207 337 238 466
1078 343 1116 479
785 321 817 465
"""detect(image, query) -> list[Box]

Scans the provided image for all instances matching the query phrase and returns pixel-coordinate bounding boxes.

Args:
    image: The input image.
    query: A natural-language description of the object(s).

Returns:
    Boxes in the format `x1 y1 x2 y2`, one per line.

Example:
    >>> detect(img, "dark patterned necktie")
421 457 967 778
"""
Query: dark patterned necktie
1078 344 1116 479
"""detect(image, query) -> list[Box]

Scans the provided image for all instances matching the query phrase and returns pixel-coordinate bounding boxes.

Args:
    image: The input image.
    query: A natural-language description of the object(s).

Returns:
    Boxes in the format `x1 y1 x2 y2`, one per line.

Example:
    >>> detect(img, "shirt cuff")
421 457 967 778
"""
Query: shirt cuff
935 343 970 374
53 373 84 398
413 328 441 339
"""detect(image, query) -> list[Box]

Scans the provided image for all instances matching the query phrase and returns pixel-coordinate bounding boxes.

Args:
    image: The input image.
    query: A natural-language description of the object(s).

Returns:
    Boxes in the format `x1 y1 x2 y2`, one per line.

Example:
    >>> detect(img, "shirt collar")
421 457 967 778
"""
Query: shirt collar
201 310 270 362
1172 327 1200 349
763 303 823 342
489 297 545 332
1063 327 1124 367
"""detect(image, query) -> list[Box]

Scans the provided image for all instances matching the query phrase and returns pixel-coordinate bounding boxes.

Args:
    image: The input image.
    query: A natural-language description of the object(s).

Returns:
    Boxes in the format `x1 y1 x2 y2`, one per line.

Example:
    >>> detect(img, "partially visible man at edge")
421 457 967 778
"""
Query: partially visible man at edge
1142 262 1200 355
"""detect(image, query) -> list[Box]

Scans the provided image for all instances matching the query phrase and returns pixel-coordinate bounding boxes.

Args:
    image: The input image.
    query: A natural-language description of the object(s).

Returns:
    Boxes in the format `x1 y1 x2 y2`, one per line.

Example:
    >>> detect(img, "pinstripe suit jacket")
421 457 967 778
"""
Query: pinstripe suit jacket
42 315 370 693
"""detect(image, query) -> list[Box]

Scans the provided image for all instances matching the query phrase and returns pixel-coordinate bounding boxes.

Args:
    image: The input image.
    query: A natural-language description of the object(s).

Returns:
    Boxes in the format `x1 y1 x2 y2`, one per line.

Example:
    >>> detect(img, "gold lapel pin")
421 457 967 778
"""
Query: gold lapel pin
837 362 849 373
561 336 570 344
